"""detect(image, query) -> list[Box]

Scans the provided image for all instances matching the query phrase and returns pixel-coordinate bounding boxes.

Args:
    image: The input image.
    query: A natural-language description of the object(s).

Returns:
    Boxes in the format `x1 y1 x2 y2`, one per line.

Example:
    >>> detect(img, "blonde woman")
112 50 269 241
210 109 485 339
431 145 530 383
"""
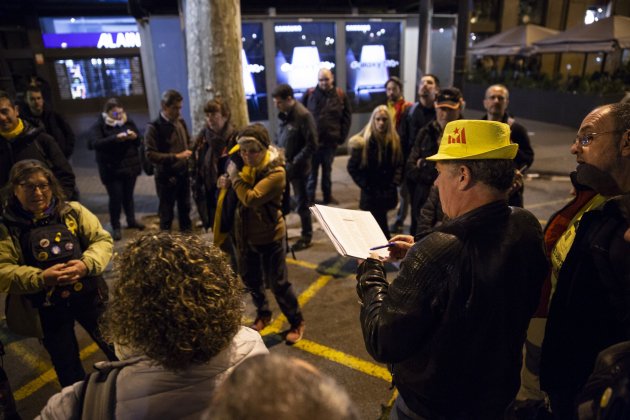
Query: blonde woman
347 105 404 238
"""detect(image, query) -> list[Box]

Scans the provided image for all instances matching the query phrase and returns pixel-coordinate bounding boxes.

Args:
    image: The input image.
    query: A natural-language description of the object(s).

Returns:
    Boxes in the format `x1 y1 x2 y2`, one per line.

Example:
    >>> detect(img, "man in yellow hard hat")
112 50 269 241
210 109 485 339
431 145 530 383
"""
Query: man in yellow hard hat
355 120 548 419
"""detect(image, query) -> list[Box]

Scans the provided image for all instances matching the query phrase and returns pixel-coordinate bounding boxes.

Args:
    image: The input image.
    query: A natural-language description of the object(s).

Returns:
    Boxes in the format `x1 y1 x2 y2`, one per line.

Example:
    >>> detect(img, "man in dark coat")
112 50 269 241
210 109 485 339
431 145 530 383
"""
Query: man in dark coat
273 84 318 251
303 68 351 205
481 84 534 207
0 91 76 200
21 85 76 159
540 102 630 419
144 89 192 232
356 120 547 419
395 74 439 234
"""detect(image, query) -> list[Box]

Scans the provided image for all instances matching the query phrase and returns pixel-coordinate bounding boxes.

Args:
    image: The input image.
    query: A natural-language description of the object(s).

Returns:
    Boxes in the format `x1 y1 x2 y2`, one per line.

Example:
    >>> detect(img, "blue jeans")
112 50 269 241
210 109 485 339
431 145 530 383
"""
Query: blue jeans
307 146 336 202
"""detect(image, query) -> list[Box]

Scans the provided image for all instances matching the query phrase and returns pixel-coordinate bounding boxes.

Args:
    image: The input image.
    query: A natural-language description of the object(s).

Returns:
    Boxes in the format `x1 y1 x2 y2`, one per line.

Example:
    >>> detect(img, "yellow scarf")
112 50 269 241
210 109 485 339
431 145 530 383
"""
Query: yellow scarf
213 148 270 246
0 118 24 140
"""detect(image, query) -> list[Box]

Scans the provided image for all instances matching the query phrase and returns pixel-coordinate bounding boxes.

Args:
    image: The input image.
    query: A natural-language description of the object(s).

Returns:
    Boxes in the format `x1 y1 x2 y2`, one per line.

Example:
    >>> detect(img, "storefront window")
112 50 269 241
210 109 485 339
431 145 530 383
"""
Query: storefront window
274 22 336 99
242 22 267 121
54 57 144 100
345 21 402 113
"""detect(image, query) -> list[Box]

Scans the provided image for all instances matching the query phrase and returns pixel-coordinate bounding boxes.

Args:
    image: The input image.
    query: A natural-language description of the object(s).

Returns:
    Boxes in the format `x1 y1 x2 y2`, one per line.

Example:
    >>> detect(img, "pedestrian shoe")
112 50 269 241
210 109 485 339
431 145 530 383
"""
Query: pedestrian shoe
324 196 340 205
285 321 305 345
250 315 272 332
127 221 145 230
112 228 122 241
291 237 312 252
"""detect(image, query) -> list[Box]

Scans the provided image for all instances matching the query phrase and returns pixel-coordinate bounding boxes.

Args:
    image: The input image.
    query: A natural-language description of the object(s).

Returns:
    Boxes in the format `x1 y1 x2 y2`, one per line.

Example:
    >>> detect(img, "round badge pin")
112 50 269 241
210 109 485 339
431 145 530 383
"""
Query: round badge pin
51 245 61 255
55 232 62 242
37 251 48 261
65 242 74 251
40 238 50 248
73 282 83 292
60 290 71 299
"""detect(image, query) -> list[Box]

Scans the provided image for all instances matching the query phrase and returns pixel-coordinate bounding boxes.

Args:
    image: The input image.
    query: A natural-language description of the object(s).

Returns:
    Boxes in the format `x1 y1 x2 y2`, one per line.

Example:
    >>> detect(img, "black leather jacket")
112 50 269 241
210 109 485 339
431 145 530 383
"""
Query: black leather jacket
541 191 630 401
357 200 547 418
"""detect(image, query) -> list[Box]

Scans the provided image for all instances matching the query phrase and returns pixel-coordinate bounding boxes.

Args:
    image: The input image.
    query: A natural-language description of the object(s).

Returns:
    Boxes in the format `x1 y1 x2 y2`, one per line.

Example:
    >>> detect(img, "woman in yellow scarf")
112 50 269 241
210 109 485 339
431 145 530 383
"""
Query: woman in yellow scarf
222 123 305 345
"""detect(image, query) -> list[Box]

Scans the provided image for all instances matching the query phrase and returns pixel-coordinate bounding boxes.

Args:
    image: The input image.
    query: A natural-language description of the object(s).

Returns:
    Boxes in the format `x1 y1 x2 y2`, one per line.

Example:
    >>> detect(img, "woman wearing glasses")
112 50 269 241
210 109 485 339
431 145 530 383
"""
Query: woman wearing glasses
87 98 144 241
0 159 117 387
219 124 305 344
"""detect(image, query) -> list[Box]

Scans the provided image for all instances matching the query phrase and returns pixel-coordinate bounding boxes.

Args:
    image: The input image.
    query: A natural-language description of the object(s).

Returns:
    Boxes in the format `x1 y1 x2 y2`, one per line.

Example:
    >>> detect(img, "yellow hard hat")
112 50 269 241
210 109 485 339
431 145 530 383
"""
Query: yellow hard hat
426 120 518 161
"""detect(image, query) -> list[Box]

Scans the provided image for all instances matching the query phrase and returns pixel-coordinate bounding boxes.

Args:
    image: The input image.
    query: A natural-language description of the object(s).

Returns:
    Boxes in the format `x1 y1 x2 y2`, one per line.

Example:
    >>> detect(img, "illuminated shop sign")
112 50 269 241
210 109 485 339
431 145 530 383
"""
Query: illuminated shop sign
42 32 141 49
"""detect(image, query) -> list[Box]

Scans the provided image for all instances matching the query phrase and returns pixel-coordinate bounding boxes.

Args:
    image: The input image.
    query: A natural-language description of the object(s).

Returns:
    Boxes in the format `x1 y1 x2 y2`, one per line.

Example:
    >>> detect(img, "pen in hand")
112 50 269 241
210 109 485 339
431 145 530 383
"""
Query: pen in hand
369 242 395 251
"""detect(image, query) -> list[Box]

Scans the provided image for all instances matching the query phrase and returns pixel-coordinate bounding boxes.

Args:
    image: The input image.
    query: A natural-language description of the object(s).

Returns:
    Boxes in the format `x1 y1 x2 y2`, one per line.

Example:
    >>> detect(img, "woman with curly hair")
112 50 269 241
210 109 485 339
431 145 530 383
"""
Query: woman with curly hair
38 232 268 419
347 105 404 238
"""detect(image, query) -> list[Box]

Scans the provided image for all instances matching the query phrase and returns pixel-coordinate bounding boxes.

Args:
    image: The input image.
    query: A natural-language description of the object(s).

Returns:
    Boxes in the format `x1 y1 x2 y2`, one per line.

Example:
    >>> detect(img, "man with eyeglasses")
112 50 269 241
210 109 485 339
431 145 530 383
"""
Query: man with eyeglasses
481 84 534 207
534 103 630 419
0 90 76 201
302 68 352 206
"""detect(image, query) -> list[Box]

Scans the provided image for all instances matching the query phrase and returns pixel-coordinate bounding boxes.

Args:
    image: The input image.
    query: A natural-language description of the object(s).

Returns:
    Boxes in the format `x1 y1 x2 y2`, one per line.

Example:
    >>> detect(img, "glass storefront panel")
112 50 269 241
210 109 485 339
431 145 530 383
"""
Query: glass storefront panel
345 21 402 113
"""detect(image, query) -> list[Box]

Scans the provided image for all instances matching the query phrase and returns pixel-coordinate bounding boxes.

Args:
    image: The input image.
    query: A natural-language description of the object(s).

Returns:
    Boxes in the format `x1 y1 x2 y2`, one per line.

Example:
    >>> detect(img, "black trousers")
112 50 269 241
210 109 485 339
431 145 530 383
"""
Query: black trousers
290 176 312 239
38 288 117 387
239 240 303 327
155 174 192 231
103 175 138 229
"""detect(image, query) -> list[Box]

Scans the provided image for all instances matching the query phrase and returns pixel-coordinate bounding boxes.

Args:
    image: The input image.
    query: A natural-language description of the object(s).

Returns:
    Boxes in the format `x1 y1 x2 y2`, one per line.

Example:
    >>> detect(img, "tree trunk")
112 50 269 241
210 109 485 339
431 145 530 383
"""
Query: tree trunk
184 0 248 135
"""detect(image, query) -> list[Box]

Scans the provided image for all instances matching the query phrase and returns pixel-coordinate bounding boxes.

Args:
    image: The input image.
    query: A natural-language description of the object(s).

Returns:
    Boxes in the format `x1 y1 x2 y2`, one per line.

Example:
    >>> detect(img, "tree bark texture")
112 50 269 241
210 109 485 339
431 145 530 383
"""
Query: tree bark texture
185 0 248 135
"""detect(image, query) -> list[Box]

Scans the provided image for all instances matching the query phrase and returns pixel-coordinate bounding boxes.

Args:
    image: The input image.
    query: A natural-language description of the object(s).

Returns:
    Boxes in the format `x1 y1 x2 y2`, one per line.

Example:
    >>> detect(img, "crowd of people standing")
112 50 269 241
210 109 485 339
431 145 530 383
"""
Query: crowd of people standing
0 67 629 420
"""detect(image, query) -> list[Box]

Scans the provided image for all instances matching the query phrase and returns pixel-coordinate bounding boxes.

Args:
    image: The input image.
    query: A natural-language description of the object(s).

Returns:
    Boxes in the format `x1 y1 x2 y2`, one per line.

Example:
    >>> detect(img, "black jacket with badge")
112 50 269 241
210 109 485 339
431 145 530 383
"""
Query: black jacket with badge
357 201 547 418
302 86 352 148
274 102 318 180
0 120 76 199
87 115 142 184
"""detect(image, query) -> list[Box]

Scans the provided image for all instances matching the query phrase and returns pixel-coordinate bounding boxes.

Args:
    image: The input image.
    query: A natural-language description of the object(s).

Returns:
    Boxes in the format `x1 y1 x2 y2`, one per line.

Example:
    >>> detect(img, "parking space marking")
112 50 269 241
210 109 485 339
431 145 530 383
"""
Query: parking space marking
14 343 99 401
526 197 571 210
292 338 391 382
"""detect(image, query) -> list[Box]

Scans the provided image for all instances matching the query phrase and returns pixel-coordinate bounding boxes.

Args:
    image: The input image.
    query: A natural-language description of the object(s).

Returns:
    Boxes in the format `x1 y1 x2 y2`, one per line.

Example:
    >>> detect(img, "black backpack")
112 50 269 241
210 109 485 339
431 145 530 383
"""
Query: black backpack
577 341 630 420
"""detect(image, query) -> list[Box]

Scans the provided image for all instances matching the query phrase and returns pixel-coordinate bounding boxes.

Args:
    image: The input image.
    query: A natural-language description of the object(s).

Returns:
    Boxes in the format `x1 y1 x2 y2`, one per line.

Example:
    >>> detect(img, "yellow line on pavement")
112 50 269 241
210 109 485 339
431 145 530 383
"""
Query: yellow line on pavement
293 338 392 382
5 340 49 374
14 342 100 401
262 274 334 333
387 389 399 407
286 257 318 270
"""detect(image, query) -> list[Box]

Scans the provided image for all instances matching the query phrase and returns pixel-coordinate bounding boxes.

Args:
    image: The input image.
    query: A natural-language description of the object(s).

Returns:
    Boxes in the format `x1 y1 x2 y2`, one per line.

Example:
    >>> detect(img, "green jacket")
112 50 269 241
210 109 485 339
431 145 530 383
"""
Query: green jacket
0 201 113 338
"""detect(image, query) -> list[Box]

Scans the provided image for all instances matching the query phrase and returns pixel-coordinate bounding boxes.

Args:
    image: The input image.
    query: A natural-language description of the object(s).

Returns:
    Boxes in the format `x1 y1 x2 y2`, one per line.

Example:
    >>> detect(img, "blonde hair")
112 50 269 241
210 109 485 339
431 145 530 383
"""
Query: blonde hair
356 105 403 168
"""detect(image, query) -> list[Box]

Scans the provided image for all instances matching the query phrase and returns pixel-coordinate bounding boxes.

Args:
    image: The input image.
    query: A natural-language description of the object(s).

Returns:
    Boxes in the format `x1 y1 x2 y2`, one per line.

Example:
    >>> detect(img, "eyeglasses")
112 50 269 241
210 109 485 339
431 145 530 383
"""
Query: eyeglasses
19 182 50 193
574 130 624 147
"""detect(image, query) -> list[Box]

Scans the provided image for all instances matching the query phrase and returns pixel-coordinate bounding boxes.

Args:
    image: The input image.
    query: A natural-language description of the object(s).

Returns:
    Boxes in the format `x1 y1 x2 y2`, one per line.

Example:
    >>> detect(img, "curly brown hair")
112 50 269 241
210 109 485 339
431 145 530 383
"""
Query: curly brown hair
101 232 243 371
